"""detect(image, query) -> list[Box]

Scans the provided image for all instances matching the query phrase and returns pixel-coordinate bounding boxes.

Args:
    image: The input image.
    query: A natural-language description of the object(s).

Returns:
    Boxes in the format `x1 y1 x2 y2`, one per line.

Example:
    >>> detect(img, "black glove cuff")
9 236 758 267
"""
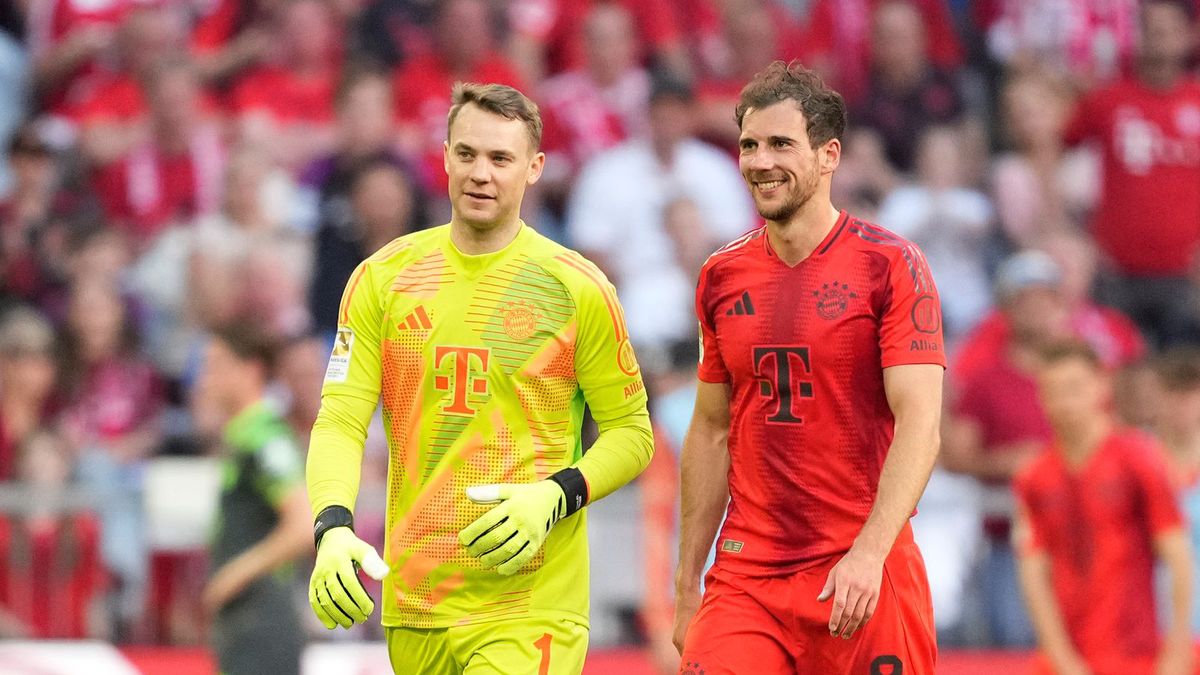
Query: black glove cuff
548 468 589 517
314 505 354 549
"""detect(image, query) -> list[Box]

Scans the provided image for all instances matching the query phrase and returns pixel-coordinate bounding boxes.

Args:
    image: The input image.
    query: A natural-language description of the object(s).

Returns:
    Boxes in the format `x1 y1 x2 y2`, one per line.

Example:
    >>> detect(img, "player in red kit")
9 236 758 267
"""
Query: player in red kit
672 60 944 674
1014 342 1193 675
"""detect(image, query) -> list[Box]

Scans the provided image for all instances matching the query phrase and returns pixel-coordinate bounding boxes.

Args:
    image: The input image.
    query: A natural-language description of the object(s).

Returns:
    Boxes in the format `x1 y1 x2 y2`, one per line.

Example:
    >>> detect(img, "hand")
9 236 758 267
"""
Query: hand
672 584 702 654
202 562 251 616
308 526 389 629
1049 652 1092 675
817 546 884 639
650 634 682 674
1157 640 1193 675
459 481 566 576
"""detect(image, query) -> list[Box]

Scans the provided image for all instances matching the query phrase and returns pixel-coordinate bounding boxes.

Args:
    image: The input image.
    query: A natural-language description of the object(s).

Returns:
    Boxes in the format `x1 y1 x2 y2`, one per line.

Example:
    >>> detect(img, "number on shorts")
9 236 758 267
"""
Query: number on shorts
535 632 552 675
870 654 903 675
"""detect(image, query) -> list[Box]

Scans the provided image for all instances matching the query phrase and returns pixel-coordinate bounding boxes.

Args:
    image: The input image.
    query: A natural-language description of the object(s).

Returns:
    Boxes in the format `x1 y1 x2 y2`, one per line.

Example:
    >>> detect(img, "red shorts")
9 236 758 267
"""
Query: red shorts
679 526 935 674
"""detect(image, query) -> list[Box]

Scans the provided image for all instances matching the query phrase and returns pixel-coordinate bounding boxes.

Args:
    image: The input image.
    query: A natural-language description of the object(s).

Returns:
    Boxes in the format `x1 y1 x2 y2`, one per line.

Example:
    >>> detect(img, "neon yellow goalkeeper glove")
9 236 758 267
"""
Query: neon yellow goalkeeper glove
309 507 389 629
459 481 569 576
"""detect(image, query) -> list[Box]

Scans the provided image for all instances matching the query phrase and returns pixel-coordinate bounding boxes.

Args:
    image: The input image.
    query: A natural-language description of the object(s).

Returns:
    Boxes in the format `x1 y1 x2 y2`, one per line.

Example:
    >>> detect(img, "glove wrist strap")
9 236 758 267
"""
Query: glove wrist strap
548 468 588 517
314 505 354 549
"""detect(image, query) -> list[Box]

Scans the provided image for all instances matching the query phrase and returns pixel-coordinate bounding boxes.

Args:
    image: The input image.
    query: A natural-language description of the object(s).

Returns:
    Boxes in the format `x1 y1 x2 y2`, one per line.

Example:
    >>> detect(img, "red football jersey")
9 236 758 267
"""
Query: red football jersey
696 211 946 574
1014 430 1182 666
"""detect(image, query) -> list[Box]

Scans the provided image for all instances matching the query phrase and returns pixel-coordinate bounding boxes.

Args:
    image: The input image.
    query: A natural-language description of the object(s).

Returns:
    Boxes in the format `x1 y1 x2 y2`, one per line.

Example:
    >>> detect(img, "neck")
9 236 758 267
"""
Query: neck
1057 416 1111 467
764 198 840 266
449 216 522 255
1163 426 1200 460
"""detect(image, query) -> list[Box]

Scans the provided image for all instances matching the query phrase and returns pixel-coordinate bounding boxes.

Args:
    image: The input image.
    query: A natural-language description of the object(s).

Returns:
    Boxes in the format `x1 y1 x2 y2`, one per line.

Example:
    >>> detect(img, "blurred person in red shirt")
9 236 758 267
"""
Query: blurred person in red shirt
188 0 277 84
1064 0 1200 348
954 232 1146 388
1015 341 1193 675
230 0 342 172
26 0 132 116
850 0 965 174
393 0 524 194
0 125 62 302
0 306 58 483
538 3 650 192
992 70 1099 250
800 0 962 108
92 56 224 248
943 250 1072 648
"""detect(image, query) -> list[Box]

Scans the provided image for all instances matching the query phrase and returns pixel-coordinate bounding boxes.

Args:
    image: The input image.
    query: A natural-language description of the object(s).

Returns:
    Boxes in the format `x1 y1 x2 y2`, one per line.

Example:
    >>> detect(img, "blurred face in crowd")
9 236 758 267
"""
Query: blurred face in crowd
1039 354 1111 436
870 0 927 81
352 164 413 248
223 150 270 225
738 101 837 223
338 76 393 157
197 339 262 418
724 0 777 76
1003 286 1071 346
1139 1 1193 69
68 283 127 363
277 336 325 429
435 0 489 69
1041 233 1097 307
445 103 544 232
0 323 56 405
583 4 637 86
119 7 181 75
1159 380 1200 436
282 0 334 67
914 126 963 189
648 94 694 155
1003 75 1069 150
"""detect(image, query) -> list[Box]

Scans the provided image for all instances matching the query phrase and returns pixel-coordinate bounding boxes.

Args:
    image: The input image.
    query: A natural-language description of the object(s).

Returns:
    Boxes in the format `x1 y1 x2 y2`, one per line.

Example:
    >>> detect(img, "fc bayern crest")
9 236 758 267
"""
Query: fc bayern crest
812 281 857 320
501 300 541 340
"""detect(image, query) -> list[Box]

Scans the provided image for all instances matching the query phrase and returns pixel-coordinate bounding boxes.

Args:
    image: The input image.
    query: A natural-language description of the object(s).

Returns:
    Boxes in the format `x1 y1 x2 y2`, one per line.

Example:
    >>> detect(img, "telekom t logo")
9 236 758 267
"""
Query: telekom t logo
752 346 814 424
434 346 490 416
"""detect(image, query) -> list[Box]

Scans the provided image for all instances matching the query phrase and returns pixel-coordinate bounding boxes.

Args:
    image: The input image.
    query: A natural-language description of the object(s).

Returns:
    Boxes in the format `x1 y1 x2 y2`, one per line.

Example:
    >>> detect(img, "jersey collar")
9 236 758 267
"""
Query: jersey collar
444 221 532 277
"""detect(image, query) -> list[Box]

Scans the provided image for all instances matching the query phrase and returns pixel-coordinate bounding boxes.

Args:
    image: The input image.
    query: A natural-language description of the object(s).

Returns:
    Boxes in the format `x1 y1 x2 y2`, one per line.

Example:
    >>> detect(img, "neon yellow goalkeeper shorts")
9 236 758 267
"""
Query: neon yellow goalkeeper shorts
385 615 588 674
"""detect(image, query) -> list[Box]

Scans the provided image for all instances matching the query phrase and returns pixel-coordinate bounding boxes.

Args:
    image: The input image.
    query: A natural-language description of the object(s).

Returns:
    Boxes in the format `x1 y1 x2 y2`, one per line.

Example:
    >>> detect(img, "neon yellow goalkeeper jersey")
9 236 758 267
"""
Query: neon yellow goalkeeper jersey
311 223 649 629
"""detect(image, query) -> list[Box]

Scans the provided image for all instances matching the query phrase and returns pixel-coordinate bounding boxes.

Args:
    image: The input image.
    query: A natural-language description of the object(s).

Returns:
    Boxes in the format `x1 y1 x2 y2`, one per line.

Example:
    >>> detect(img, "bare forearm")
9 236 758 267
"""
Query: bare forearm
675 422 729 587
854 424 938 560
1018 554 1079 661
1159 532 1193 649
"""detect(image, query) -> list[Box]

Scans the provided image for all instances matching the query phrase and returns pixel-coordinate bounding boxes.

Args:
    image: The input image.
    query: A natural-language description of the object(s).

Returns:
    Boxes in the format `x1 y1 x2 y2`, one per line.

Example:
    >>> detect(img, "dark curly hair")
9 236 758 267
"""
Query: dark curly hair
735 60 847 148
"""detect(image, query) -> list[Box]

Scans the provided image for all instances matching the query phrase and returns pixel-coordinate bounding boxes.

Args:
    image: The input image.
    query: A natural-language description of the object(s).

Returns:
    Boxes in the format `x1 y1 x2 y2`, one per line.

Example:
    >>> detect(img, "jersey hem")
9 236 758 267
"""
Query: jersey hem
381 608 589 630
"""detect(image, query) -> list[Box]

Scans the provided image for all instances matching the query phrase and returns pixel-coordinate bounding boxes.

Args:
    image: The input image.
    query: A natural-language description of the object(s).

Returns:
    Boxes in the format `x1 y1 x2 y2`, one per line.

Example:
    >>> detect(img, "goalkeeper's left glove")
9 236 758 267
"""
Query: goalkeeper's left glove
459 473 583 576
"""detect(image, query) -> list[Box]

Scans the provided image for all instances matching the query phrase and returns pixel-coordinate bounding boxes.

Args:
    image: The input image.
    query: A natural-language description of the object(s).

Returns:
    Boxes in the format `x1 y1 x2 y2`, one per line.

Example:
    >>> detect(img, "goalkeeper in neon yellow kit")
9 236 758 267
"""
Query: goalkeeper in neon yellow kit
305 82 654 674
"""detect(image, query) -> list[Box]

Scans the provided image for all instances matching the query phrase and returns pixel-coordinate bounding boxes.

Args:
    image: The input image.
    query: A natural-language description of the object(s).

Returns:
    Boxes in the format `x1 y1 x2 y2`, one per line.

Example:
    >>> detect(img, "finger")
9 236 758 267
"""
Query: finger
309 584 338 630
459 506 511 549
863 593 879 626
317 581 355 628
358 546 390 580
464 513 518 558
478 531 529 571
817 569 836 602
336 561 375 619
828 576 850 635
495 539 535 575
465 484 508 504
840 592 870 639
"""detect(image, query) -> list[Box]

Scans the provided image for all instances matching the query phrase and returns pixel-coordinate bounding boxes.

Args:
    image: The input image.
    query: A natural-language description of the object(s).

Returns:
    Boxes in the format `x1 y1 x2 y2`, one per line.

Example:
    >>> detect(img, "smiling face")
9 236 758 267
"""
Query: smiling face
738 101 839 224
444 103 544 233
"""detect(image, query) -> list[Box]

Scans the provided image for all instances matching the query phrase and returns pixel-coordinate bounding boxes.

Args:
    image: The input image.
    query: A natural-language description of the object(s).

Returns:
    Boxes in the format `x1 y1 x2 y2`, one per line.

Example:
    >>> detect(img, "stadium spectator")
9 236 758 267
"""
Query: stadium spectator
992 69 1099 249
801 0 963 107
0 306 58 482
877 124 994 341
0 123 60 303
1015 342 1193 675
274 332 325 445
852 0 966 173
393 0 524 193
954 232 1146 387
26 0 130 117
189 0 275 85
538 3 650 190
943 250 1072 648
91 56 224 249
1065 0 1200 348
566 73 752 360
230 0 341 172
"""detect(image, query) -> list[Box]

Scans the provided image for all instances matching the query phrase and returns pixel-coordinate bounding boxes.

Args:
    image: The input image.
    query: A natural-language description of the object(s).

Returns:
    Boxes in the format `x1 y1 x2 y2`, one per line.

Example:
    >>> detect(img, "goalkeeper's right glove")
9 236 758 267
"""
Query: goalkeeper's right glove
308 506 389 629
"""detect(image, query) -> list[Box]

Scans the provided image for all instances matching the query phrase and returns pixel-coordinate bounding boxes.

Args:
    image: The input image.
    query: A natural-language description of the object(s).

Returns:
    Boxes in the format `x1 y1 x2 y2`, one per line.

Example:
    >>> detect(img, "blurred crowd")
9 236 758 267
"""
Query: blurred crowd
1 0 1200 664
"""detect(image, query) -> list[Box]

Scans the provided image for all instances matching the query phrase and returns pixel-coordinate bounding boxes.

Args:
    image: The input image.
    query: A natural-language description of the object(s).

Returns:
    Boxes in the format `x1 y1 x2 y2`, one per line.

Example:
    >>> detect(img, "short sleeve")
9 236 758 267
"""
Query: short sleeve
879 244 946 369
695 265 729 383
321 259 384 405
255 435 304 507
573 268 648 424
1129 439 1184 536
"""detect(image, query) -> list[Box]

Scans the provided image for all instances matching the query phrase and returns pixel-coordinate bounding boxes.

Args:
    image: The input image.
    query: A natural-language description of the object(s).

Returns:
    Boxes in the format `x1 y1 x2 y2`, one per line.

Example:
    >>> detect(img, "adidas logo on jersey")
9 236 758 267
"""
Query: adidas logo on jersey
397 305 433 330
725 291 756 316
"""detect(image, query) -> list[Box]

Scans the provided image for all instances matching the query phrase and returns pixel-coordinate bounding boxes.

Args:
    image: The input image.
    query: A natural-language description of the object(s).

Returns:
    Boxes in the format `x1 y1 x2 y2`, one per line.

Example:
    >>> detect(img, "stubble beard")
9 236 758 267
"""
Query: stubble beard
755 172 819 223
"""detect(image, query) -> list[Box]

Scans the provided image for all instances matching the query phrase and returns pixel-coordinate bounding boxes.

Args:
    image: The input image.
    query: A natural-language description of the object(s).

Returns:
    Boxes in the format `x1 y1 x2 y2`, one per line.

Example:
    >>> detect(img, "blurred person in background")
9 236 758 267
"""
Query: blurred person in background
829 128 902 222
538 3 650 198
877 124 994 343
1064 0 1200 348
0 0 28 196
195 325 309 675
275 332 326 446
1152 347 1200 635
189 0 277 85
26 0 130 118
91 55 224 250
60 280 164 639
393 0 524 195
851 0 966 174
73 5 186 166
943 250 1072 648
954 232 1146 388
991 70 1099 250
800 0 963 107
1015 342 1193 675
0 124 61 304
0 305 58 482
230 0 342 172
566 73 752 361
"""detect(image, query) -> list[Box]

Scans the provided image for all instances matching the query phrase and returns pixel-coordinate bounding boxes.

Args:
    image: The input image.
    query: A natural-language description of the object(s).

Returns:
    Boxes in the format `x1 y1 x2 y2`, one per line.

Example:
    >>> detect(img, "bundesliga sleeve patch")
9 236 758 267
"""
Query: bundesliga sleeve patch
324 327 354 383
